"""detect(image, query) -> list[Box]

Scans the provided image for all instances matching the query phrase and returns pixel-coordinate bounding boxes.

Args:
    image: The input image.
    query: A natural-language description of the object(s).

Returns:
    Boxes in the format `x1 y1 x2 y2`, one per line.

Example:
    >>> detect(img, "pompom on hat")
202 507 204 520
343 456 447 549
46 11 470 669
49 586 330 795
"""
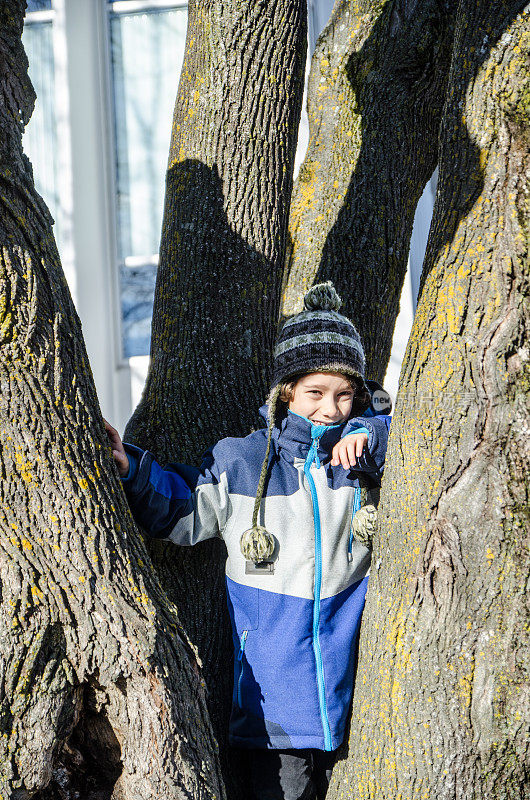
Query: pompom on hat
242 282 367 564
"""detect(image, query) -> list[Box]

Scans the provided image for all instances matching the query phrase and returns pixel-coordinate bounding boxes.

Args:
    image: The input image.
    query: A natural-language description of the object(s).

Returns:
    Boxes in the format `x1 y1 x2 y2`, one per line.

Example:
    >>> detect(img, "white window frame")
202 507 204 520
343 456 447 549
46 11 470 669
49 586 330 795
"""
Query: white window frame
25 9 54 23
110 1 187 12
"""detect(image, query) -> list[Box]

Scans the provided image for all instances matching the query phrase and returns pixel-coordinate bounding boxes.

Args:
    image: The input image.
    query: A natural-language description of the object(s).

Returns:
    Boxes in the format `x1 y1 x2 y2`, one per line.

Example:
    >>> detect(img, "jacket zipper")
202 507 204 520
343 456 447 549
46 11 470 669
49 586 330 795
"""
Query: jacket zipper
348 487 362 561
237 630 248 706
304 431 333 751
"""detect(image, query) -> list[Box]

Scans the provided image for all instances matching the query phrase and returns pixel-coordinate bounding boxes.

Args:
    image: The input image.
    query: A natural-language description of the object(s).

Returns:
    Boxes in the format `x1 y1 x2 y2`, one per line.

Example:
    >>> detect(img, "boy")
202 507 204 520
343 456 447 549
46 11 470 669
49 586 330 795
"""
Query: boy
105 283 389 800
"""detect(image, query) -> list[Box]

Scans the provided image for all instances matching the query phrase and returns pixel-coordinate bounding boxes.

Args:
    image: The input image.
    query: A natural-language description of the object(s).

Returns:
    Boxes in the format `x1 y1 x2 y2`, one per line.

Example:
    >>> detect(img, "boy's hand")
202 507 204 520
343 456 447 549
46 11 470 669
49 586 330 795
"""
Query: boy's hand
104 419 130 478
331 433 368 469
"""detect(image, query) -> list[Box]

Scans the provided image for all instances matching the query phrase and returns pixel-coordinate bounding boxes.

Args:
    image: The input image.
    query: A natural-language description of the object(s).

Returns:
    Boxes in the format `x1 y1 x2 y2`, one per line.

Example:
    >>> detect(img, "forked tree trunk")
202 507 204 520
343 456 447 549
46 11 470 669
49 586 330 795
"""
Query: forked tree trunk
283 0 456 381
0 3 223 798
329 1 529 797
124 0 307 790
5 0 527 794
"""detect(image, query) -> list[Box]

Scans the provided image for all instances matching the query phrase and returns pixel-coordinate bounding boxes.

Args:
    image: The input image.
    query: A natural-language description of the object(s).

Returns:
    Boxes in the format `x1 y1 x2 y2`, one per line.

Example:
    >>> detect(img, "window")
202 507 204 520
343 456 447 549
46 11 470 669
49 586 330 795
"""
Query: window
27 0 52 10
108 1 188 358
307 0 335 50
22 1 59 243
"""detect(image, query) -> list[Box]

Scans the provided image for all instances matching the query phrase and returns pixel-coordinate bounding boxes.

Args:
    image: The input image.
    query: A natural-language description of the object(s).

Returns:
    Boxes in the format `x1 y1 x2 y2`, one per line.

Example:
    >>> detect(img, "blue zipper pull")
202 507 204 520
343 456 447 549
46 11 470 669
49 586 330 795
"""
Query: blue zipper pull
308 438 321 469
347 533 354 562
308 424 325 470
348 487 361 561
237 630 249 707
237 630 248 661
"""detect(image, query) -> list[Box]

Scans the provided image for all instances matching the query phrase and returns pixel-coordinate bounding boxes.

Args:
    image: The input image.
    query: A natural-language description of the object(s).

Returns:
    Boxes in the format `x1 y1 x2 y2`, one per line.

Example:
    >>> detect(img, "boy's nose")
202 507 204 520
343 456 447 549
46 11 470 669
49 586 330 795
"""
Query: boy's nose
321 401 340 420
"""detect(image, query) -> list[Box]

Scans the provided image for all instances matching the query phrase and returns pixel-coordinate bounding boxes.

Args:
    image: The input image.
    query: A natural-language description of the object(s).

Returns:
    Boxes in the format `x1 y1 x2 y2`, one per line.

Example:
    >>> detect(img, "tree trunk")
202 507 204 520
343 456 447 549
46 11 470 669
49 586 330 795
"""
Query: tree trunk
0 3 224 797
329 1 529 797
283 0 456 381
124 0 307 790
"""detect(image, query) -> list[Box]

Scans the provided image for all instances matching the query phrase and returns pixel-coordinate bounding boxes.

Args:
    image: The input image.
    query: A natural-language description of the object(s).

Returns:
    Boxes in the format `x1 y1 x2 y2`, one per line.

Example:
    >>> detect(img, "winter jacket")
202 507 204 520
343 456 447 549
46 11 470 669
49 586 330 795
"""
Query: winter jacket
121 405 389 751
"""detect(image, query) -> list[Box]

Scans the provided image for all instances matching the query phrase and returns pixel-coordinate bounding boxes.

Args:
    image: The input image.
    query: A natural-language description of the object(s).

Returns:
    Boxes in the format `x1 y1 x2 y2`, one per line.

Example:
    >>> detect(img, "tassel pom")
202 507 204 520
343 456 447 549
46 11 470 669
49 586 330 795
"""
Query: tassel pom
240 526 275 563
303 282 342 312
351 504 378 548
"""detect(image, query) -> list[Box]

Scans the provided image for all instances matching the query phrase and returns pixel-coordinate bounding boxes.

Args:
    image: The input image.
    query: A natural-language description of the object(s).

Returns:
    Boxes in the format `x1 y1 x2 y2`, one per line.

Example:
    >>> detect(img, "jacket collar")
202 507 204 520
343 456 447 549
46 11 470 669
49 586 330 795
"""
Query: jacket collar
259 404 345 461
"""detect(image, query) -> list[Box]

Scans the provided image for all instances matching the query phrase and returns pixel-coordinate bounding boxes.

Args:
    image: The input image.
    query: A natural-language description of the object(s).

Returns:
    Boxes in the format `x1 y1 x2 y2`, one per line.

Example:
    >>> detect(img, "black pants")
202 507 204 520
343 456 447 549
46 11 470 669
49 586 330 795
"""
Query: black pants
241 748 337 800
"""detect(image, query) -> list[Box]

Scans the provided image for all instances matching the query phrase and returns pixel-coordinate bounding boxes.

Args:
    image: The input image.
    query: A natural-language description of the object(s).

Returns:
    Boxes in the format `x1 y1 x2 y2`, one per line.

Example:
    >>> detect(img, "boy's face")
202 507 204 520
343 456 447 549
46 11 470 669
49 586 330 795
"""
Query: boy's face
288 372 354 425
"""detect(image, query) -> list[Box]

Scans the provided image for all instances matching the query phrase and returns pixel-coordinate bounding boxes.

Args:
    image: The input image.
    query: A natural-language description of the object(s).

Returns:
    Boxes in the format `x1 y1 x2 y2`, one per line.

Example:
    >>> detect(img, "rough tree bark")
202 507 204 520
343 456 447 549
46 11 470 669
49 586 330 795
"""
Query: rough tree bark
124 0 307 789
0 3 224 798
6 0 527 794
282 0 457 381
329 1 529 797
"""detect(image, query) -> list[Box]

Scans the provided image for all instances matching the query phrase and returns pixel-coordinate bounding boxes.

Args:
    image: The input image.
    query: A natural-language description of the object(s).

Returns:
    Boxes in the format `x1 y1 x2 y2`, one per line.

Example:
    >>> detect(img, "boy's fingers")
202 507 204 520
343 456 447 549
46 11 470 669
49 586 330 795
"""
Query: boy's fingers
104 420 122 446
104 422 123 447
107 431 119 447
340 444 352 470
346 440 357 468
331 435 368 469
104 422 117 439
112 449 129 477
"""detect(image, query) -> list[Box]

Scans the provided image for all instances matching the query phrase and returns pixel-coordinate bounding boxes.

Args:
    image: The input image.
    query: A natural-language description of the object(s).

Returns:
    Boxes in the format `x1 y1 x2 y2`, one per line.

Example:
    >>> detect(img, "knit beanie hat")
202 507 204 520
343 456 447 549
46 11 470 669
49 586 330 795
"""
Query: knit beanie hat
271 282 365 387
240 282 367 565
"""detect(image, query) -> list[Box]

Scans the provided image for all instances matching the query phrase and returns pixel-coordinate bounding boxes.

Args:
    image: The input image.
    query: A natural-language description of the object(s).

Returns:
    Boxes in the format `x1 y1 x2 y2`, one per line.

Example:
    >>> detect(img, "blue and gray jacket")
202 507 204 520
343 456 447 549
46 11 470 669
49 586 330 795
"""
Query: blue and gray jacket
121 405 389 751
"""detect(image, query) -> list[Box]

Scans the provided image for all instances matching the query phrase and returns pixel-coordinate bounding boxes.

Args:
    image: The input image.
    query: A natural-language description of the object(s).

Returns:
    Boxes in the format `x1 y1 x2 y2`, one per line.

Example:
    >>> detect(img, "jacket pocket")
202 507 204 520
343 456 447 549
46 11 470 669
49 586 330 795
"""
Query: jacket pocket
226 580 259 710
226 577 259 632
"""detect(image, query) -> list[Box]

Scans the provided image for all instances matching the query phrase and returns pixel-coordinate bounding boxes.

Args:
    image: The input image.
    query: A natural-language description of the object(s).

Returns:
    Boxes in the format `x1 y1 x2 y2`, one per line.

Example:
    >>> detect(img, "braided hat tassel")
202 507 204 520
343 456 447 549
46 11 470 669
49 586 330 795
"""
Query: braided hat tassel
239 386 280 563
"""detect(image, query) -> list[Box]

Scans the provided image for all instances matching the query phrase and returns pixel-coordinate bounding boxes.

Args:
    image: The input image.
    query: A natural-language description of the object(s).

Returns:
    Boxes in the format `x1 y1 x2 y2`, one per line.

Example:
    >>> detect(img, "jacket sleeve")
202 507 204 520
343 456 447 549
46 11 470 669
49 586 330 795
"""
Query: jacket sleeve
120 442 230 545
341 415 390 482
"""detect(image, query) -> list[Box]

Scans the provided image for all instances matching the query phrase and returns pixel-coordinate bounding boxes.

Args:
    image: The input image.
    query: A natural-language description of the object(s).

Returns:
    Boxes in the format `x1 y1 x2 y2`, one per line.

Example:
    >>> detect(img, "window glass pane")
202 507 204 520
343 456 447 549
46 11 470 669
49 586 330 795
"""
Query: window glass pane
27 0 52 11
310 0 335 42
22 21 60 243
121 263 158 358
110 6 187 357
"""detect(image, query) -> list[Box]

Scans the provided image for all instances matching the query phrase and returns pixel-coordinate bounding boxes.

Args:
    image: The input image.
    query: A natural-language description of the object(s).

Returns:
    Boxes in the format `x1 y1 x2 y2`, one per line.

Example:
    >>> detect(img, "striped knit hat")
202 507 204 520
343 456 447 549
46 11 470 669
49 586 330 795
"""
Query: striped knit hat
240 282 366 565
271 282 365 387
